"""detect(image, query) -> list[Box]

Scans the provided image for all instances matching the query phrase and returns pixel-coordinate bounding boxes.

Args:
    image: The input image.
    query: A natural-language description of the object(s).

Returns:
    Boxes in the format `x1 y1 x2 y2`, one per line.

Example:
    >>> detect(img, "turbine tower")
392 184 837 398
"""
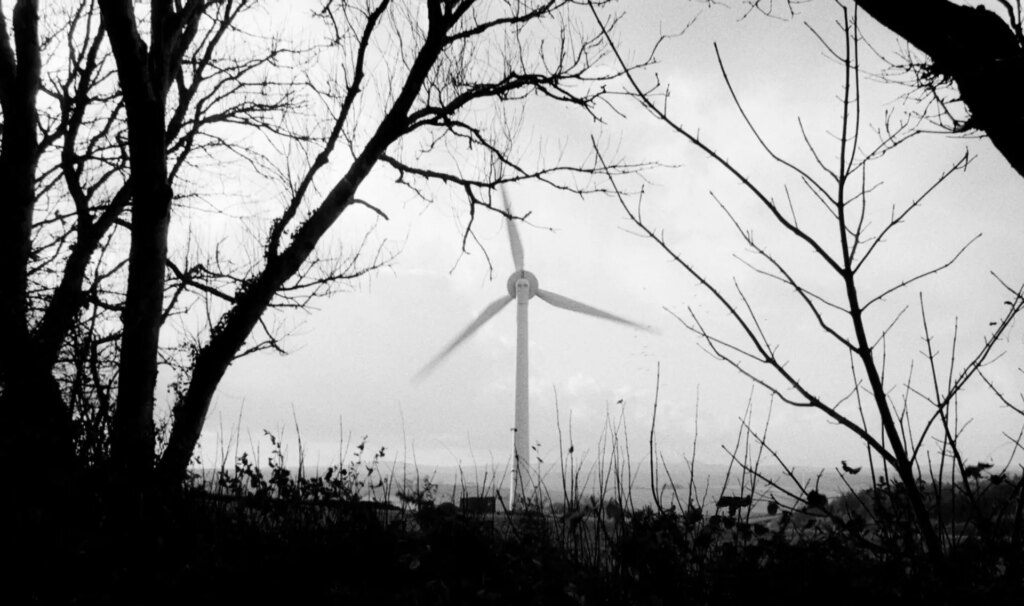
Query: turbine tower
417 187 650 510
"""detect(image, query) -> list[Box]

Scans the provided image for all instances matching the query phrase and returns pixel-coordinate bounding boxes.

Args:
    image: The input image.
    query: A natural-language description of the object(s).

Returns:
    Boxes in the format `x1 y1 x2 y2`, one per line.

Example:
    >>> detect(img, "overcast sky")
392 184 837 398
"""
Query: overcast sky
186 1 1024 481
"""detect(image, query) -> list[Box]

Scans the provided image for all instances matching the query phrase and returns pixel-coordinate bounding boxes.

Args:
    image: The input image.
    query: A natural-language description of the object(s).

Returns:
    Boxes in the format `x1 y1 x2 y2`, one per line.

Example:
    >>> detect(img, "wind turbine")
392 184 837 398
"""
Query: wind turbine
416 187 650 510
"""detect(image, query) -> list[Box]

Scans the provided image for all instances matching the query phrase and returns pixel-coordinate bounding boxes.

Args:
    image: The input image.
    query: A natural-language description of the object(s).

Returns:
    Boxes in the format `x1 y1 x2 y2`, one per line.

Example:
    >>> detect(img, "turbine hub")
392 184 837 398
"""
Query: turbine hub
507 270 538 299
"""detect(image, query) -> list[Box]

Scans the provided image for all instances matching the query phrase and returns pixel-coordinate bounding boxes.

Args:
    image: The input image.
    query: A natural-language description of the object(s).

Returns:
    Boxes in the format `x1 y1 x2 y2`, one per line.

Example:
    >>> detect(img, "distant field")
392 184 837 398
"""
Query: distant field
190 460 877 513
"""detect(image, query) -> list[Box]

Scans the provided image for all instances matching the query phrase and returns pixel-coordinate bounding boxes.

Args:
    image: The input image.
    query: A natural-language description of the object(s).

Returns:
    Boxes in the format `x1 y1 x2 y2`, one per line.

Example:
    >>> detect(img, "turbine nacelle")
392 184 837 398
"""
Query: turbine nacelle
507 270 538 299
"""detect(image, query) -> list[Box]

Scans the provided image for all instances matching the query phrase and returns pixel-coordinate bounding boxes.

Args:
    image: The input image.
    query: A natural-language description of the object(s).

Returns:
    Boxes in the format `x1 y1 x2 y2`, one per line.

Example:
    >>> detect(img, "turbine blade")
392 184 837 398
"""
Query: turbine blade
413 295 514 381
536 289 653 332
501 185 524 271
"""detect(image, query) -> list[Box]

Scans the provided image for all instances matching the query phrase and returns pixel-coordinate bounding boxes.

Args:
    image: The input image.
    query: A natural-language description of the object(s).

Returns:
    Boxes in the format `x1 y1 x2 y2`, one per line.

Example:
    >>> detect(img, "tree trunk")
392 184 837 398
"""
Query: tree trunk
1 364 78 491
109 157 171 488
1 0 41 394
0 0 77 497
855 0 1024 179
98 0 176 495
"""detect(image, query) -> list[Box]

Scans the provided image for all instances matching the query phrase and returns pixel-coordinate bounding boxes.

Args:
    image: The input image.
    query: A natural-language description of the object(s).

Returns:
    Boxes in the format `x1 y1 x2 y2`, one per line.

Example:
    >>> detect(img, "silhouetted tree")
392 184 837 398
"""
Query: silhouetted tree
2 0 303 504
0 0 641 507
593 2 1024 564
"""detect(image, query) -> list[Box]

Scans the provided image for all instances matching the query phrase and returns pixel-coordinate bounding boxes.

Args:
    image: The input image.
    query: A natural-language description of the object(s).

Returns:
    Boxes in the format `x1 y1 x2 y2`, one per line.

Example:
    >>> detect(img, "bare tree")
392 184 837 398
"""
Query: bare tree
1 0 302 500
1 0 644 506
592 2 1023 563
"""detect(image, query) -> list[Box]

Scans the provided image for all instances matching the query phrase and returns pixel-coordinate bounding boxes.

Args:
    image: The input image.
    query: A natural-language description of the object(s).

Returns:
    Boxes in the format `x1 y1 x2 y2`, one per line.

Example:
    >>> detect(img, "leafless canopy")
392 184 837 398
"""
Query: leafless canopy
589 1 1024 560
0 0 651 492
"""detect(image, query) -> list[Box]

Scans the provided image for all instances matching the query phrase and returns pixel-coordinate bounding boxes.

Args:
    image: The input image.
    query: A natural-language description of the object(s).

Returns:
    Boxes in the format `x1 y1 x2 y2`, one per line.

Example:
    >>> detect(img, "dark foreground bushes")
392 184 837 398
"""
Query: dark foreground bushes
14 477 1023 605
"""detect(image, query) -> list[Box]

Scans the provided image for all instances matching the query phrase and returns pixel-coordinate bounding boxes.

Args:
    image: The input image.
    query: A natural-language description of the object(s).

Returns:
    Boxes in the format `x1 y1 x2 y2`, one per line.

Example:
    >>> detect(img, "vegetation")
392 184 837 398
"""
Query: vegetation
5 1 1024 602
592 0 1024 570
16 418 1023 604
0 0 641 507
